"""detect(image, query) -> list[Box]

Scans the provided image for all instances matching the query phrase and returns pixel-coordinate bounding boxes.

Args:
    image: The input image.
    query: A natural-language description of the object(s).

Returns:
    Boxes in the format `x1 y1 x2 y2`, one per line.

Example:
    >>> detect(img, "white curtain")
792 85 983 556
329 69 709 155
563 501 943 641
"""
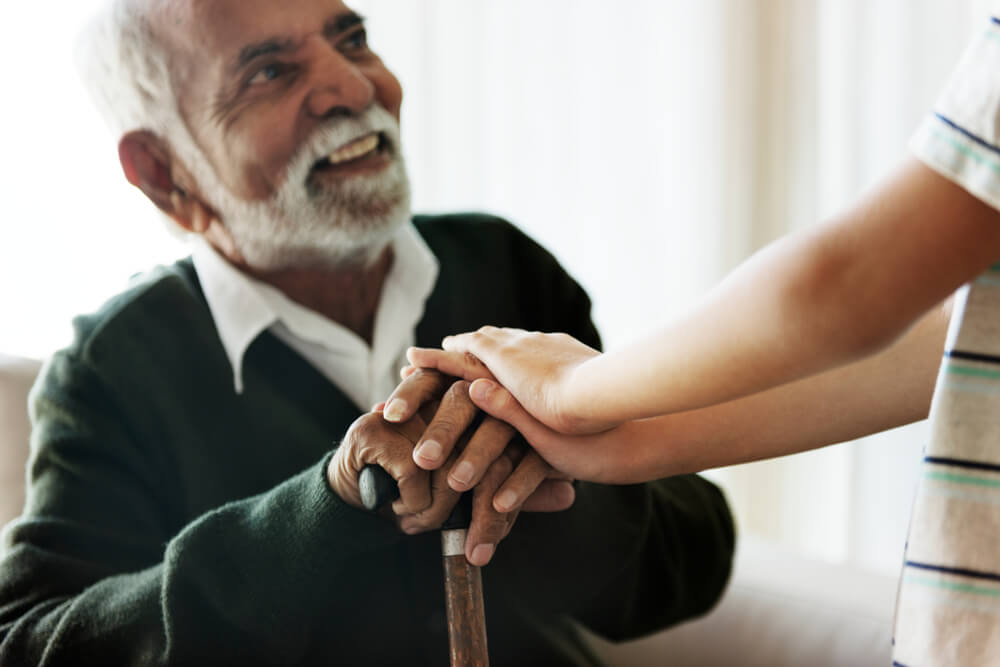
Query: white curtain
1 0 996 572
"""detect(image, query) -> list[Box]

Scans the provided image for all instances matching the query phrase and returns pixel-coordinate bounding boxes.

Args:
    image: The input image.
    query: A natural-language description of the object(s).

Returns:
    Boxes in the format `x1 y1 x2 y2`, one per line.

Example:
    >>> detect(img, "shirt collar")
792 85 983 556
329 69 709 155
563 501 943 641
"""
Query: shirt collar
191 222 439 395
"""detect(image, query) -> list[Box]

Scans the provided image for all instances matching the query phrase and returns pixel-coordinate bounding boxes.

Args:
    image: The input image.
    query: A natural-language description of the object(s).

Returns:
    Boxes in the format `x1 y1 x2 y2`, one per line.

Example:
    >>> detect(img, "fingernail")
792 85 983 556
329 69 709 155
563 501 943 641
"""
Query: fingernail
415 440 442 463
450 461 475 486
384 399 407 422
471 543 495 566
495 490 518 511
470 379 495 402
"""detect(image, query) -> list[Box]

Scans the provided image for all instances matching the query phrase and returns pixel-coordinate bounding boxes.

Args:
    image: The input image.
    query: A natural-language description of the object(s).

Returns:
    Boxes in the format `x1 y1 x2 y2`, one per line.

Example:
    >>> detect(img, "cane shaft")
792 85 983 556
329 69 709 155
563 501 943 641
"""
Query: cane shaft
361 466 489 664
442 529 489 667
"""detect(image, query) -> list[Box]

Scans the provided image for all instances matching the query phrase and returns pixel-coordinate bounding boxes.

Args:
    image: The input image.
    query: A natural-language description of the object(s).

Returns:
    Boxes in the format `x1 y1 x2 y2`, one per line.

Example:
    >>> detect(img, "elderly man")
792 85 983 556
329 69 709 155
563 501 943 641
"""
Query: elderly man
0 0 734 664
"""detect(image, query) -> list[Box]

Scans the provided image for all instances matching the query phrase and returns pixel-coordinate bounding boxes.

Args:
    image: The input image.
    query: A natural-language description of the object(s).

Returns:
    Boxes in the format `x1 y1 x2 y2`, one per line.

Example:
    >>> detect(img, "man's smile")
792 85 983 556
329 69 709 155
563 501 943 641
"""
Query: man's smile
310 132 390 182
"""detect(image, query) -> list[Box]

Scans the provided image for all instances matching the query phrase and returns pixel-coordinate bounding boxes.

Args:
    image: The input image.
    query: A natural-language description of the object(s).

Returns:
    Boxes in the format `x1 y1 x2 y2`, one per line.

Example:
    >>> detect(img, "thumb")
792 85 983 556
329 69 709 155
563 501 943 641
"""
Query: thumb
521 479 576 512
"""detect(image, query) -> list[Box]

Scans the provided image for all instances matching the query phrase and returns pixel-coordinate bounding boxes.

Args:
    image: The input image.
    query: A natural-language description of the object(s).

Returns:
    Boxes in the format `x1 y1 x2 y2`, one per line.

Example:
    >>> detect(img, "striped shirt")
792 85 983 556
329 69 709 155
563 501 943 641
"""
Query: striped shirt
893 15 1000 667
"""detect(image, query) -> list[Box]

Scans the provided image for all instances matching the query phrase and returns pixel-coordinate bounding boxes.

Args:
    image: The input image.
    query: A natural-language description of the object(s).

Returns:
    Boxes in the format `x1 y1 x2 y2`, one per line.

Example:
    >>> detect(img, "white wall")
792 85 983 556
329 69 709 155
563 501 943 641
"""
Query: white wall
1 4 190 359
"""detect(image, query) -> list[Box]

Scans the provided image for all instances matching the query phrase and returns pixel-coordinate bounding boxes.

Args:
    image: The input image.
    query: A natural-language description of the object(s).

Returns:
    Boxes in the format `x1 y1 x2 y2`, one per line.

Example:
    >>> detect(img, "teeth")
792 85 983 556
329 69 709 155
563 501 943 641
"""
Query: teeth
327 134 380 165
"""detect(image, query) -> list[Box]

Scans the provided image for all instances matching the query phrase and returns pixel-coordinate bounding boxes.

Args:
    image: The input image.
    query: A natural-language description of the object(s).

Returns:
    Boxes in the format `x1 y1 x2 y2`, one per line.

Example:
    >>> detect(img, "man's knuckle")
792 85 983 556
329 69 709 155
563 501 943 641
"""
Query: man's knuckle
352 413 383 442
485 515 511 535
395 469 416 487
523 453 549 476
489 456 514 478
428 417 458 439
409 367 430 382
418 507 448 528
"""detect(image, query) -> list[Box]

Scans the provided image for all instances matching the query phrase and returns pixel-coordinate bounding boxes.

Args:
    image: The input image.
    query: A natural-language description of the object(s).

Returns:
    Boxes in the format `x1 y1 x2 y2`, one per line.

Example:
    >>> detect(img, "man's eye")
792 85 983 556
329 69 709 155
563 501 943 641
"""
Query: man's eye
247 63 286 86
342 29 369 51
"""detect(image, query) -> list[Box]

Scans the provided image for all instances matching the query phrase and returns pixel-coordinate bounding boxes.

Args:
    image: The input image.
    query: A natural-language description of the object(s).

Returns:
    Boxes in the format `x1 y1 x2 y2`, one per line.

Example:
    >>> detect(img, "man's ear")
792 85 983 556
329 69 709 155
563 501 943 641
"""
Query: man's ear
118 130 216 234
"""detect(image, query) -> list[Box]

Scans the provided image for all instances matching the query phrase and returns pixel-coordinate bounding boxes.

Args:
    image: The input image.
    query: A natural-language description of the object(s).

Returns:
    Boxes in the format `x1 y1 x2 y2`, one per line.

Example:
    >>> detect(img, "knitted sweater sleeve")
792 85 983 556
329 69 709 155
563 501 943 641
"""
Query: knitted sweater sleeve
0 350 402 666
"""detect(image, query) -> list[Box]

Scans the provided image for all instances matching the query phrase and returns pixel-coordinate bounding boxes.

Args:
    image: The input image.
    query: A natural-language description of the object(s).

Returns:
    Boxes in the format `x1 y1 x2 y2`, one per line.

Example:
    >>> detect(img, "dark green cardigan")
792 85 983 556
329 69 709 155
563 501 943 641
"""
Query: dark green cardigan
0 214 734 665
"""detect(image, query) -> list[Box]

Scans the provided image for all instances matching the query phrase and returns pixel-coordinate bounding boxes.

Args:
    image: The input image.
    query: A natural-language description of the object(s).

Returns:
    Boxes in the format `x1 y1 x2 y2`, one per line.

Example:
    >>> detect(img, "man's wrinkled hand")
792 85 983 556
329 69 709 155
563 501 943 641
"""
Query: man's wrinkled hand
328 411 434 516
356 369 576 565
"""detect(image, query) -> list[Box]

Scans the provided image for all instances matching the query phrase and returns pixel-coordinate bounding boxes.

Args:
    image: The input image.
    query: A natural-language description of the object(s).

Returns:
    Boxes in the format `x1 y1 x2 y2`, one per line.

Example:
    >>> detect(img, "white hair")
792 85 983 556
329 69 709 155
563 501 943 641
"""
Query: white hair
75 0 205 186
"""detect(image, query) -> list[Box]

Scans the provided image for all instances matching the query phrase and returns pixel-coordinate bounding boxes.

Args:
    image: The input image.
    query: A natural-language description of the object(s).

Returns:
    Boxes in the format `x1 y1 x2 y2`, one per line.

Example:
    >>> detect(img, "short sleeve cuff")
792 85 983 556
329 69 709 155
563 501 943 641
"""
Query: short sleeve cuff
910 16 1000 212
911 114 1000 212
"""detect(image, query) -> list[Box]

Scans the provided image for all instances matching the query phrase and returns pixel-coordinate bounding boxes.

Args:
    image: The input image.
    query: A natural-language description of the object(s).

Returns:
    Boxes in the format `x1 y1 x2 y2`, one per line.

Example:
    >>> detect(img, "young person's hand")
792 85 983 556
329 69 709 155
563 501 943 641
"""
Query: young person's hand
459 377 648 484
405 327 618 435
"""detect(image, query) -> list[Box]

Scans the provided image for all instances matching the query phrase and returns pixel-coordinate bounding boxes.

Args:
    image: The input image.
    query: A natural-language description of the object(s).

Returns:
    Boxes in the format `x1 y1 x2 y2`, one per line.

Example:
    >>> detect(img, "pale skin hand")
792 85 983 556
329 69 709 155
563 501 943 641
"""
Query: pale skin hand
406 331 613 435
330 370 575 566
412 158 1000 434
412 299 949 484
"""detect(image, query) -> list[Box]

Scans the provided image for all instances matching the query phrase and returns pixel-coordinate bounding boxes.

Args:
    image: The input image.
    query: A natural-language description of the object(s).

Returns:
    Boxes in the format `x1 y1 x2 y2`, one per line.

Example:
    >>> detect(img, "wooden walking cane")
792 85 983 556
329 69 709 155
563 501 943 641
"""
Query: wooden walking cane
360 465 490 667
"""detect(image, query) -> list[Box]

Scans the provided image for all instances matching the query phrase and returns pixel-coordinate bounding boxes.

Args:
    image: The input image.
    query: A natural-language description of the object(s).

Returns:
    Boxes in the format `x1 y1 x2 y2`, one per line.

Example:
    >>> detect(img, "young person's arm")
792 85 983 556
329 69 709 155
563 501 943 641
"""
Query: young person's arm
411 158 1000 435
442 296 949 485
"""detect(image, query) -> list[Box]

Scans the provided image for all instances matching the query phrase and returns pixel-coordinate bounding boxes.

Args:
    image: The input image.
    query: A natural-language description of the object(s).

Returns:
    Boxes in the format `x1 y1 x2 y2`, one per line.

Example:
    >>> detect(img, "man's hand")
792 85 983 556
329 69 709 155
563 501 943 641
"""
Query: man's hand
329 369 575 566
328 411 434 516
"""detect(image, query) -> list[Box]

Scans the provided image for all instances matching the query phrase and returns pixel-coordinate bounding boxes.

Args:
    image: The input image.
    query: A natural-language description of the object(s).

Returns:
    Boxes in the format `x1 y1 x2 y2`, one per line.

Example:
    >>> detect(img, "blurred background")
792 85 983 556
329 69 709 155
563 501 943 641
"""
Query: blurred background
0 0 995 575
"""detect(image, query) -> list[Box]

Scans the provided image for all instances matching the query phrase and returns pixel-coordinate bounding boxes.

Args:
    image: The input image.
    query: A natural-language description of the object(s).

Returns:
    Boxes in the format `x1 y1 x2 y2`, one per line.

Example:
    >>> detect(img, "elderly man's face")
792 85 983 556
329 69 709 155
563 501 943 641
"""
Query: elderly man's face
161 0 409 268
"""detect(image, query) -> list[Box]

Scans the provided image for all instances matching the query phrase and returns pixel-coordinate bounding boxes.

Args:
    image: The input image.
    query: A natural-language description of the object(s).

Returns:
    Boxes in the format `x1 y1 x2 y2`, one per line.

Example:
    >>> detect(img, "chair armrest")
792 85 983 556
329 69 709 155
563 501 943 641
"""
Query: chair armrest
582 536 896 667
0 354 42 527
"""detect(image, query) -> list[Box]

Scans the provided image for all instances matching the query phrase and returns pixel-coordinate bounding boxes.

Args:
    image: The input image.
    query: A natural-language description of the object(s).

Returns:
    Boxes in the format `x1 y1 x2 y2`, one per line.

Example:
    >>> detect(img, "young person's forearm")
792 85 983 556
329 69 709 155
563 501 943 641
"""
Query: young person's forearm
617 297 950 481
573 159 1000 425
573 235 836 422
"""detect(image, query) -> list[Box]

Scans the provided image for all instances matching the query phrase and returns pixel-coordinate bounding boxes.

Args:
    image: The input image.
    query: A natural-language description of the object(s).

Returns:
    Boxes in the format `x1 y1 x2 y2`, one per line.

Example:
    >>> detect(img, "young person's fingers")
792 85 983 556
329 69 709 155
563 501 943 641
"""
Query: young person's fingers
406 347 496 383
440 327 519 363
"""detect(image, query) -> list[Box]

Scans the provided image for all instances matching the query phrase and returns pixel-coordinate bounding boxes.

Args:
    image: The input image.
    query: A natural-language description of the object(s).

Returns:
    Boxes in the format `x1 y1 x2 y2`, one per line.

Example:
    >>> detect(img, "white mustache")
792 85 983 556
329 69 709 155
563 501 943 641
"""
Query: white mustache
285 104 400 185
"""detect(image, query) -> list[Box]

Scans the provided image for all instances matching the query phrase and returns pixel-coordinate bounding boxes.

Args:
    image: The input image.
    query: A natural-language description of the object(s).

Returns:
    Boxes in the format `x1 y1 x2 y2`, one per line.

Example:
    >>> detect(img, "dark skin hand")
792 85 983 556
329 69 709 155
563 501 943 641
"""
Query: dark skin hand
329 370 575 566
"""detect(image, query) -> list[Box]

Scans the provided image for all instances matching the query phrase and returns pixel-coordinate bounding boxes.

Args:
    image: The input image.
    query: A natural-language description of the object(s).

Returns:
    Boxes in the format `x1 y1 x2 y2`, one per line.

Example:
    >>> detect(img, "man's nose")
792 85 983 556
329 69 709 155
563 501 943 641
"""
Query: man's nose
305 44 376 118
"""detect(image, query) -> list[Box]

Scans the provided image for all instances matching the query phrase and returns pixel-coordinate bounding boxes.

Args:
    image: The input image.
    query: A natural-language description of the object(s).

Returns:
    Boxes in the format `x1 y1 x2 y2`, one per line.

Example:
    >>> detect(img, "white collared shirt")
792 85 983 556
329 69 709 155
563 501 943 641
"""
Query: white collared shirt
191 223 439 411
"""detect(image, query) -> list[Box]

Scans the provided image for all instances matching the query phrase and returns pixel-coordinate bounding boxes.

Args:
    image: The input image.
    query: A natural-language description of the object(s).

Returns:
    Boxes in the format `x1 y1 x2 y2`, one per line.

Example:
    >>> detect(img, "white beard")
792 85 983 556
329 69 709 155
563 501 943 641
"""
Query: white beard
186 104 411 270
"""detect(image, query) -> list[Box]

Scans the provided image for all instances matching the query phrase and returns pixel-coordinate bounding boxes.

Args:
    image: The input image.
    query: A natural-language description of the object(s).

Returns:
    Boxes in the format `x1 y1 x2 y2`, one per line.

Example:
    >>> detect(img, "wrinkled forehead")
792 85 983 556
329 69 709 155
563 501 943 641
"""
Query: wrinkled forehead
159 0 357 92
